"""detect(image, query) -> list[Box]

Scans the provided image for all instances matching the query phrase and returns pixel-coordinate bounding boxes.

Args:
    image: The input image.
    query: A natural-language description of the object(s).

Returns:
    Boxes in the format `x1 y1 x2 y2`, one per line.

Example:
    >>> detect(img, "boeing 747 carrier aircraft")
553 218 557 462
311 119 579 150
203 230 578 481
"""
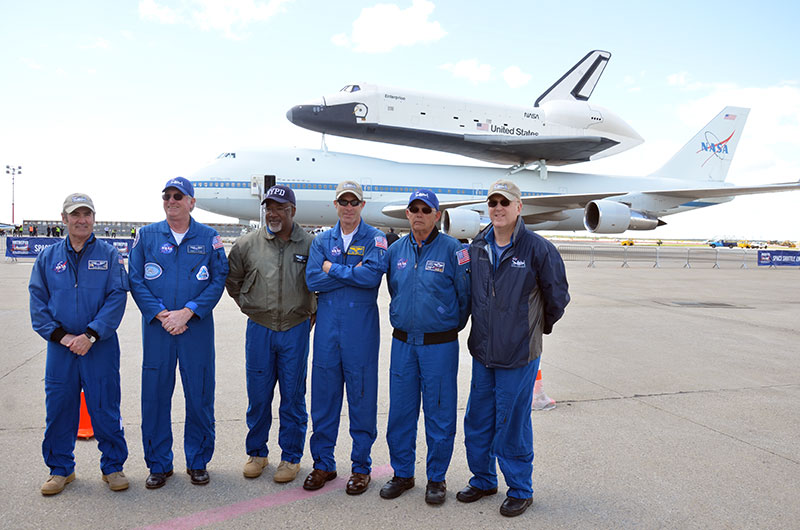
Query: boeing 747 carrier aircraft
191 107 800 238
286 50 643 168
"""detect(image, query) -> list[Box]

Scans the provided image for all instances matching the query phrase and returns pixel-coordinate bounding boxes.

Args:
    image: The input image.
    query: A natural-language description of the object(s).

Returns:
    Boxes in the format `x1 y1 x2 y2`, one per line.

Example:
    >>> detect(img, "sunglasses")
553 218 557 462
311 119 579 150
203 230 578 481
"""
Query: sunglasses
408 205 433 214
162 192 185 201
488 198 511 208
337 198 362 207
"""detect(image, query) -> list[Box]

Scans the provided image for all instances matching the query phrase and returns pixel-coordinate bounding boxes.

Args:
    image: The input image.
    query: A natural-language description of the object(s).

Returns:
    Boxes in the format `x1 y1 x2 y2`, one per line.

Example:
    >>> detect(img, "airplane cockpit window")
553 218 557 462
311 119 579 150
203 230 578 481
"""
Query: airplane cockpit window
216 152 236 159
351 85 360 92
339 85 361 93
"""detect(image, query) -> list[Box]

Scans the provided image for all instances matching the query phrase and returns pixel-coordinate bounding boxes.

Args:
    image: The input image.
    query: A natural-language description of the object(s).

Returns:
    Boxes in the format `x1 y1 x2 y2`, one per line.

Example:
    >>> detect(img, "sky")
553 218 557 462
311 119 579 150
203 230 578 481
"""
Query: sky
1 0 799 240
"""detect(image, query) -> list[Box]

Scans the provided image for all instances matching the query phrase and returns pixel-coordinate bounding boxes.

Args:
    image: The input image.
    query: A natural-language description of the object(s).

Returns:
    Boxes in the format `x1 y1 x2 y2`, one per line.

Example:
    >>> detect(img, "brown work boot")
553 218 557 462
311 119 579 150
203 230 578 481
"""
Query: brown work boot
243 456 269 478
273 461 301 483
41 472 76 496
102 471 129 491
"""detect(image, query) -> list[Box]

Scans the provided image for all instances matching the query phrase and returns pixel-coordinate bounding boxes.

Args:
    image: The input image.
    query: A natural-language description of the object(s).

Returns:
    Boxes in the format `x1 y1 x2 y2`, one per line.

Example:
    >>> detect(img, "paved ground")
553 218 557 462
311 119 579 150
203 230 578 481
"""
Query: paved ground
1 258 798 529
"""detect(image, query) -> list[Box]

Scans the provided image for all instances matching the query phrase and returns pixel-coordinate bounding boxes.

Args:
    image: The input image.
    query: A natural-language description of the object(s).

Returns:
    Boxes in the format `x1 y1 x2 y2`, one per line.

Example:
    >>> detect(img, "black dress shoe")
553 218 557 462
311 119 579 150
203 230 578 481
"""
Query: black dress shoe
425 480 446 505
187 468 210 485
499 496 533 517
145 470 173 489
379 476 415 499
455 484 498 503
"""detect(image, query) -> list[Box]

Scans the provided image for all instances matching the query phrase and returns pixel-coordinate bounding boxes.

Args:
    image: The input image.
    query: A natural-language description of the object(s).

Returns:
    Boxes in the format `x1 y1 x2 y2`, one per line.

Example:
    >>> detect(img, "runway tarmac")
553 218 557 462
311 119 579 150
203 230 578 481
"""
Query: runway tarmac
1 258 799 529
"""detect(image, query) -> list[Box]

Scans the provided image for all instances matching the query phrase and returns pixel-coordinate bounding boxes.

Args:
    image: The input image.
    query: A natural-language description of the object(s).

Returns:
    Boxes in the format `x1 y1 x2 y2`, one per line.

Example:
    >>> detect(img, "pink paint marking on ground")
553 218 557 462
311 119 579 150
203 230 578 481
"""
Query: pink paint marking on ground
137 464 393 530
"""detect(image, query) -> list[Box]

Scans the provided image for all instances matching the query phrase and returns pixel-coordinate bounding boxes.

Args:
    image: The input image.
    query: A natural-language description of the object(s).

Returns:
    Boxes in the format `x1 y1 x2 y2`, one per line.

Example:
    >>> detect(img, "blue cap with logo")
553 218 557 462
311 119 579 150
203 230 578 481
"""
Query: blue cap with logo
407 188 439 211
262 184 296 205
162 176 194 198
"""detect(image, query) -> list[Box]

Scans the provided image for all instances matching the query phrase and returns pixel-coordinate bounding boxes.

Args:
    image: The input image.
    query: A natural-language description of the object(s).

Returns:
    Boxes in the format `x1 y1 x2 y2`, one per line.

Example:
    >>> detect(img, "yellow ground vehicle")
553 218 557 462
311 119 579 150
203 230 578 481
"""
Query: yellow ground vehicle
621 239 634 246
737 240 752 248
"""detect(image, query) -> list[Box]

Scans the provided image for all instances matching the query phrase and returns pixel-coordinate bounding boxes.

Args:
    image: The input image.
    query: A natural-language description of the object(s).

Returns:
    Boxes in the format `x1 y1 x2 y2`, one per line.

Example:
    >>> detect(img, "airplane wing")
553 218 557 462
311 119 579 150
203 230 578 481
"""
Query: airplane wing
463 134 619 165
641 181 800 199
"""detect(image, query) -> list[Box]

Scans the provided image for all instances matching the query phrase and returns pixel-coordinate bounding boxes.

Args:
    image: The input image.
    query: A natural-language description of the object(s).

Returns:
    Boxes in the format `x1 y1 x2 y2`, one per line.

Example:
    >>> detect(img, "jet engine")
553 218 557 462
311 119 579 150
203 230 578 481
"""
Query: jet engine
583 200 661 233
443 208 482 239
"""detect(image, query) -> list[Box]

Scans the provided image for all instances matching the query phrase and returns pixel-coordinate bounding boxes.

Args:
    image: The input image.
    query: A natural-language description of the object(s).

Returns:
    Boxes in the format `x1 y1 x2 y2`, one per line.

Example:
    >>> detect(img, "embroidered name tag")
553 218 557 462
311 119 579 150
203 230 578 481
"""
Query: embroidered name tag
425 260 445 273
88 260 108 270
144 262 162 280
294 254 308 263
347 246 365 256
188 245 206 254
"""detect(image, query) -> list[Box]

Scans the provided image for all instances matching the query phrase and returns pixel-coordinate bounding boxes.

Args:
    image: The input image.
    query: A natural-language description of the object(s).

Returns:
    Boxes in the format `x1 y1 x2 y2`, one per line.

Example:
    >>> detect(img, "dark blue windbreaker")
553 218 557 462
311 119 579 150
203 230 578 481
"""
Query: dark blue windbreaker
467 217 569 368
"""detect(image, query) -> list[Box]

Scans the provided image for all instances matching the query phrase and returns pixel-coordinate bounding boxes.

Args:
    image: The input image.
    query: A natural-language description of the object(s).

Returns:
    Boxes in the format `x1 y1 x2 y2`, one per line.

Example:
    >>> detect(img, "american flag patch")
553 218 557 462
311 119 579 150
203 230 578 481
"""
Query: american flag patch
375 236 388 250
212 235 223 249
456 248 470 265
724 114 736 120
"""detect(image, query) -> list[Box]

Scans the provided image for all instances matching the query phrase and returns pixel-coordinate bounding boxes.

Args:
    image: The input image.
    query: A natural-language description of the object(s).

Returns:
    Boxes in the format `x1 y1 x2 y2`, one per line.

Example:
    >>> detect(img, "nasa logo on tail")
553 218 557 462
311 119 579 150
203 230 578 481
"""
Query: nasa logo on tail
698 130 734 167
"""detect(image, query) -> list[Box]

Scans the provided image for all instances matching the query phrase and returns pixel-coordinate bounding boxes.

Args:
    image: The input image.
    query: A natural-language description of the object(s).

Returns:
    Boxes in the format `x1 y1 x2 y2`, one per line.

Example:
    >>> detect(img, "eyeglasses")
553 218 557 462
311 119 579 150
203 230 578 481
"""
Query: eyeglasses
337 198 361 207
407 205 433 214
488 198 511 208
162 192 185 201
266 206 291 215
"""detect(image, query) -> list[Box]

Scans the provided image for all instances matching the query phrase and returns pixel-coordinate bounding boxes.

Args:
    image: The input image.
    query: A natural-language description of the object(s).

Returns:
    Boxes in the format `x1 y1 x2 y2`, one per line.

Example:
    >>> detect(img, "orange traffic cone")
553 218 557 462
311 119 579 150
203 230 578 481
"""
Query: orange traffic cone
532 369 556 411
77 390 94 439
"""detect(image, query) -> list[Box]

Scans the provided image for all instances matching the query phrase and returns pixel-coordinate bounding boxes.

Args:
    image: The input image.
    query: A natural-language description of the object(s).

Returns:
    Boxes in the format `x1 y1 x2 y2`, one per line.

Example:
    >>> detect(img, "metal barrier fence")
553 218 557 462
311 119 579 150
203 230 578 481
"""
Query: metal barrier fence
556 245 757 268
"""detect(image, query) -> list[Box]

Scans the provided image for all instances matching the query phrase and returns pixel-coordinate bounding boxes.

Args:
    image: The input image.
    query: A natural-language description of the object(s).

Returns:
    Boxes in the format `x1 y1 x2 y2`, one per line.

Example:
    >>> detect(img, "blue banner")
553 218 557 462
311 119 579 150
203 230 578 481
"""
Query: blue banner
757 249 800 267
5 237 134 258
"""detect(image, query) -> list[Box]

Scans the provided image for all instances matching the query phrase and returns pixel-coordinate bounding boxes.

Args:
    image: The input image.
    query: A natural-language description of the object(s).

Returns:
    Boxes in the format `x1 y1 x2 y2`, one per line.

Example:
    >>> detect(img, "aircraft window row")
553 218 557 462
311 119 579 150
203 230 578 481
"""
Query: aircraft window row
339 85 361 93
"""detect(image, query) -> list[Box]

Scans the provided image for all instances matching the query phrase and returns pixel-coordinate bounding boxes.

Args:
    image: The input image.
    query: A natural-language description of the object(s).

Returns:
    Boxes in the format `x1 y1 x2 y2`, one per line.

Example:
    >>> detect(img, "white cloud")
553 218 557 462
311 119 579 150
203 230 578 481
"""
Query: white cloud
139 0 293 40
440 59 491 83
79 37 111 50
20 57 42 70
667 71 689 86
333 0 446 53
503 65 531 89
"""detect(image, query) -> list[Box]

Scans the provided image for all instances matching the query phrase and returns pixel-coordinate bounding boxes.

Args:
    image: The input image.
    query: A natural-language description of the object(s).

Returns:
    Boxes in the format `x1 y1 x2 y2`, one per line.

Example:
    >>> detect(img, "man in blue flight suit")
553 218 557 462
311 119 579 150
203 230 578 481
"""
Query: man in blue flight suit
303 180 387 495
129 177 229 489
379 189 470 506
457 179 569 517
29 193 129 495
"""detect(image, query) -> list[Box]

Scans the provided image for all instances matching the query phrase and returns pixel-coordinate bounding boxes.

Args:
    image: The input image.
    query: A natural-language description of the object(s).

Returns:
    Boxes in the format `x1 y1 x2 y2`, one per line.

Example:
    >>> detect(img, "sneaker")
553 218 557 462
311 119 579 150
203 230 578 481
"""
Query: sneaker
273 461 301 483
102 471 129 491
243 456 269 478
41 472 76 496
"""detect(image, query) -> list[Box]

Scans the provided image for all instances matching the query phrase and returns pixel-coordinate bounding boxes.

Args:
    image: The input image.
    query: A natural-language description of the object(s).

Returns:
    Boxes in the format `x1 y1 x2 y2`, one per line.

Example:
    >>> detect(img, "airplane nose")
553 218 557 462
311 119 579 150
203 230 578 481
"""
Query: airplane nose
286 108 293 123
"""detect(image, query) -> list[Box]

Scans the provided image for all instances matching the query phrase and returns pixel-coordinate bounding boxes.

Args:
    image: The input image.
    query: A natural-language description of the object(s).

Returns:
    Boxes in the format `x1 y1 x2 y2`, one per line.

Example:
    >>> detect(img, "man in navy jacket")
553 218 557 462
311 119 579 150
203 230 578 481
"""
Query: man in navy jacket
29 193 129 495
379 189 470 505
457 179 569 517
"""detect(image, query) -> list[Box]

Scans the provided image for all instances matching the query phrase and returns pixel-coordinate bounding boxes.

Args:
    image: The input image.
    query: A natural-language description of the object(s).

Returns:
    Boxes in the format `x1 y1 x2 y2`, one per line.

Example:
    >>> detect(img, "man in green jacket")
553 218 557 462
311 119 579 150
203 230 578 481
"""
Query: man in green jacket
225 184 316 484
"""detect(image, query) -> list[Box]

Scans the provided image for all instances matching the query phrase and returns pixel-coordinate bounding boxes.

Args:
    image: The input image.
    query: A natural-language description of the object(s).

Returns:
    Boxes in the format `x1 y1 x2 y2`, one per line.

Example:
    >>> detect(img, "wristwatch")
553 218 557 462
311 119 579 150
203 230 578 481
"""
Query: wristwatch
84 332 96 343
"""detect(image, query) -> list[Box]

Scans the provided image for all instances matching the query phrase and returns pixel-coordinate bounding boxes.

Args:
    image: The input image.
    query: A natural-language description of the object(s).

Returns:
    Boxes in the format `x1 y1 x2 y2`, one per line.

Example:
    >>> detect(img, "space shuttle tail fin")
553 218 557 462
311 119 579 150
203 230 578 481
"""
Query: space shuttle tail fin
534 50 611 107
649 107 750 182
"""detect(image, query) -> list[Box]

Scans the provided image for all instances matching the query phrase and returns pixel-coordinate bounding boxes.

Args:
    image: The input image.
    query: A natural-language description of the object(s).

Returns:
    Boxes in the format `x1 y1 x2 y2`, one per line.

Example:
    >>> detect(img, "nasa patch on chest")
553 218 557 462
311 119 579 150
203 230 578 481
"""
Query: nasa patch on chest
330 246 342 257
196 265 210 281
160 243 175 254
53 260 68 273
396 258 408 270
144 262 163 280
425 260 445 273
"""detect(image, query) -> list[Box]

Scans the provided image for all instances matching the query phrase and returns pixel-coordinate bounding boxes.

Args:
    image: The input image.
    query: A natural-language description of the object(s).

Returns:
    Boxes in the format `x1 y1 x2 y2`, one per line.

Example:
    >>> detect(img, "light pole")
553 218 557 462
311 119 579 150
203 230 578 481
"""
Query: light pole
5 165 21 225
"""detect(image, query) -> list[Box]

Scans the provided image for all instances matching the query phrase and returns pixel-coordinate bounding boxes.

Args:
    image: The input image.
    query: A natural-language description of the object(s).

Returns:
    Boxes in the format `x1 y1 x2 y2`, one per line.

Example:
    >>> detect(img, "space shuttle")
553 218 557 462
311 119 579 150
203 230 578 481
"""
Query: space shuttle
285 50 643 169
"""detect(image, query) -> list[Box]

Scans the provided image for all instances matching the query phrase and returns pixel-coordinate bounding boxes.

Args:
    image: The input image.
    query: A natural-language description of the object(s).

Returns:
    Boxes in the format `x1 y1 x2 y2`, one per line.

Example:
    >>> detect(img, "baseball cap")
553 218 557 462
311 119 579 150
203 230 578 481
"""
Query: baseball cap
162 176 195 198
407 188 439 210
262 184 296 205
63 193 96 214
335 180 364 201
487 179 521 201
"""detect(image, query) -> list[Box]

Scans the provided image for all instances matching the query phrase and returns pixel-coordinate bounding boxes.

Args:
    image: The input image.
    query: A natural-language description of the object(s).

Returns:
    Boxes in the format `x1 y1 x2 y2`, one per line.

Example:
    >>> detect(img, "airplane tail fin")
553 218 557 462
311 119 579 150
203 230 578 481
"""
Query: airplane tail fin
535 50 611 107
649 107 750 182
